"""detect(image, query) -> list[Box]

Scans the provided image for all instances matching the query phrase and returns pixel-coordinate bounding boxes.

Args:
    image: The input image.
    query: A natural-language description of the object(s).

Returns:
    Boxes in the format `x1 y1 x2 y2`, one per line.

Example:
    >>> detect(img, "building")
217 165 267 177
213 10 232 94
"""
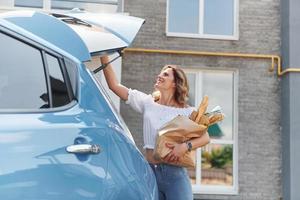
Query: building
121 0 281 199
0 0 299 199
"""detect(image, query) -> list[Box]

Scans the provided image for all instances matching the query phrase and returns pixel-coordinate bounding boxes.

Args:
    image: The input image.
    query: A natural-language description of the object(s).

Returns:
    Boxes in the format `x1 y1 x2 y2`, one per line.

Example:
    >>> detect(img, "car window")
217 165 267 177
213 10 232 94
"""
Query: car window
0 31 50 109
64 59 78 98
46 53 70 107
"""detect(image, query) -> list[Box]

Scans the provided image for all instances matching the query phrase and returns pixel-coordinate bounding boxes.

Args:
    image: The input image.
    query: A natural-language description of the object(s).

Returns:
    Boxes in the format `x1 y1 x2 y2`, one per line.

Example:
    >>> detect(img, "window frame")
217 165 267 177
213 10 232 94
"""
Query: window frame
1 0 124 12
166 0 239 40
0 28 77 113
184 68 239 195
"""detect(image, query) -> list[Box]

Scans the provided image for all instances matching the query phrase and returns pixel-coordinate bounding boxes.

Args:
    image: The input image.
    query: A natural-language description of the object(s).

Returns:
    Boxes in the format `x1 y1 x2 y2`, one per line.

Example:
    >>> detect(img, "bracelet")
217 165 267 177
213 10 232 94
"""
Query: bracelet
186 141 193 152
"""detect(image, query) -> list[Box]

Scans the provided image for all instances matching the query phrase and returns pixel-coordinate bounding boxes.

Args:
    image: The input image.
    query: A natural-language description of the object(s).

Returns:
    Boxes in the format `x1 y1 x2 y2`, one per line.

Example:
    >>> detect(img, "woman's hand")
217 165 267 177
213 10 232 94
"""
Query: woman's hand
163 142 188 163
100 56 129 101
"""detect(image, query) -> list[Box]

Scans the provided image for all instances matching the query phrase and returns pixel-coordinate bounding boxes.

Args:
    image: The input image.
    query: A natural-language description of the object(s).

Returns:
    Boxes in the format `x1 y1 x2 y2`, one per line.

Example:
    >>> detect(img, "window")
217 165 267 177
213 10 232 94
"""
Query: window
167 0 239 40
65 59 78 98
13 0 121 12
14 0 43 8
0 31 74 110
46 53 70 107
185 69 238 194
51 0 118 12
0 32 49 109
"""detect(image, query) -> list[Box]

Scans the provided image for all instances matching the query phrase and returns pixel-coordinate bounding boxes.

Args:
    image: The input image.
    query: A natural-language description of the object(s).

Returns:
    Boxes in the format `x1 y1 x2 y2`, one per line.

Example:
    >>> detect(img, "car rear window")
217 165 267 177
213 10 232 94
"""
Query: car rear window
0 31 74 110
0 31 49 109
46 53 70 107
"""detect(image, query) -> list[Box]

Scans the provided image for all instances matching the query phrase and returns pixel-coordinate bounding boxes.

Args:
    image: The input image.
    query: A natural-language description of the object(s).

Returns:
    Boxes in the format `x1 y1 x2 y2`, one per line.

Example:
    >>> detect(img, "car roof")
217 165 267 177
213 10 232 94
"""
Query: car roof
0 10 91 62
0 10 145 61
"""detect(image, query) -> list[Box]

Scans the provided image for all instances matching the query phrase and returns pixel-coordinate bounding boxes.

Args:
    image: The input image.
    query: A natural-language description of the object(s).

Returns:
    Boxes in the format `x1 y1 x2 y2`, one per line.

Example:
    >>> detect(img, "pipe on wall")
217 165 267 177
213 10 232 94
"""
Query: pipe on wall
124 48 300 76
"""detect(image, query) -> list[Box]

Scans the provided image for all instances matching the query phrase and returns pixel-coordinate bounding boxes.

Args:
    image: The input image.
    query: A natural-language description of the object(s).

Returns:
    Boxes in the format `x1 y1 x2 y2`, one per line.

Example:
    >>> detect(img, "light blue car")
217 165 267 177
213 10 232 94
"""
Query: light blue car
0 10 158 200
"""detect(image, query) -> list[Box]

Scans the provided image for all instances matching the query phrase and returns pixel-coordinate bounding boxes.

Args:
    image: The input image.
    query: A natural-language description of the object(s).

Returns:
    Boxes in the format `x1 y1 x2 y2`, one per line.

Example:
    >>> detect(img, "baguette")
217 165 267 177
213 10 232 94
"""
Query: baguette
209 113 224 125
189 111 198 121
198 115 210 126
195 95 209 123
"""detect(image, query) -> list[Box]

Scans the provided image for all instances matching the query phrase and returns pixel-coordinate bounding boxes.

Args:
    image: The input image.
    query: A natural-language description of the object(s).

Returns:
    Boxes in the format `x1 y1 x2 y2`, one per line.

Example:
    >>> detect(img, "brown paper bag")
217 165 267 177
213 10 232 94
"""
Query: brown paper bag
153 96 224 168
153 115 208 168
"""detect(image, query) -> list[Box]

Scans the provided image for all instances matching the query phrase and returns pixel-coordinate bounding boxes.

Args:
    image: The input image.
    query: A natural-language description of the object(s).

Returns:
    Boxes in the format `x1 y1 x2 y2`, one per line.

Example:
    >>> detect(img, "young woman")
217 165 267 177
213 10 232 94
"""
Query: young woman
101 56 210 200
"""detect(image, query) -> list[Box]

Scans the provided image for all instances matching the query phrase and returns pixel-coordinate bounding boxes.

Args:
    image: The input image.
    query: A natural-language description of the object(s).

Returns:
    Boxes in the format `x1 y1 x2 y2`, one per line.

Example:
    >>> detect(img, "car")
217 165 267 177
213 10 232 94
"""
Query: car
0 10 158 200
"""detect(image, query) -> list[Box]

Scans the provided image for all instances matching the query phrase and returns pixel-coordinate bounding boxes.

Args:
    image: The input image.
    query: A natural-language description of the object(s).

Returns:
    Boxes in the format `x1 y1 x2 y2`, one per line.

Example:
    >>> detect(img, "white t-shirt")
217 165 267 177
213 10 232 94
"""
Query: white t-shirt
125 89 195 149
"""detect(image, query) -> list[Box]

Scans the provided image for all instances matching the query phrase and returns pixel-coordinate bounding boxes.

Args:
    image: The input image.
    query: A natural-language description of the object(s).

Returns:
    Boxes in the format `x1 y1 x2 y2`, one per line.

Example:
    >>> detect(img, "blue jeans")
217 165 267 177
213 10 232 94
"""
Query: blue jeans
149 163 193 200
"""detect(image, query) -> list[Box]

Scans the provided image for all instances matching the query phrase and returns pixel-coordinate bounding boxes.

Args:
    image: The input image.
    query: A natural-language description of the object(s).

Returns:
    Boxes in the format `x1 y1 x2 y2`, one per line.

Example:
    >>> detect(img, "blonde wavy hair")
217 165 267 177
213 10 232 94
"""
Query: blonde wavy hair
152 65 189 107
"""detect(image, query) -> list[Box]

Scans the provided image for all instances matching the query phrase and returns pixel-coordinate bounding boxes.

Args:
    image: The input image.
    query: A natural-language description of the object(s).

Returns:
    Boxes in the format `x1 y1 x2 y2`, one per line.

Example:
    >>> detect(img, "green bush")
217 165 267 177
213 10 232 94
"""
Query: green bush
202 145 233 169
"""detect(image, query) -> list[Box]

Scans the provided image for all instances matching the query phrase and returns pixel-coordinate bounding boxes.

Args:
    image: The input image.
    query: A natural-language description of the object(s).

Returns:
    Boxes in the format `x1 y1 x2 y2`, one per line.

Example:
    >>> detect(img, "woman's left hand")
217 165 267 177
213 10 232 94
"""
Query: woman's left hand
163 142 188 163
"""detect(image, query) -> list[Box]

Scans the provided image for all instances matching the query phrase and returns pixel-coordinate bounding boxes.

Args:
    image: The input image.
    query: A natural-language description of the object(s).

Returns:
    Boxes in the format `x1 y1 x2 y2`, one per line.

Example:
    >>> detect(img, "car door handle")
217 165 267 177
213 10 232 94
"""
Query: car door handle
66 144 101 154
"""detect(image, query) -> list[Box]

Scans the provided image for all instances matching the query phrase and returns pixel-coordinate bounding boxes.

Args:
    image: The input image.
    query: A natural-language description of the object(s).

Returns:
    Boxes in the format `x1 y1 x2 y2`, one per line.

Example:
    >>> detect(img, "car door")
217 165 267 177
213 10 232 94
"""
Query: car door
0 29 110 200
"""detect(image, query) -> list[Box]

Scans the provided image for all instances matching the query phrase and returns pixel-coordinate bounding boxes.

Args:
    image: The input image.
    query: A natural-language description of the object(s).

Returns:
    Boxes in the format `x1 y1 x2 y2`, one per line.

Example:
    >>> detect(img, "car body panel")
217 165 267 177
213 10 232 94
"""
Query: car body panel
76 66 158 199
0 106 109 199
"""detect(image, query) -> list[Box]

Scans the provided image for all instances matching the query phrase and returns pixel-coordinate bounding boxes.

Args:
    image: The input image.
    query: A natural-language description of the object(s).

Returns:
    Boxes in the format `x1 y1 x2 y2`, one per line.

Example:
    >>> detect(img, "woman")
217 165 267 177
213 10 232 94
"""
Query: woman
101 56 210 200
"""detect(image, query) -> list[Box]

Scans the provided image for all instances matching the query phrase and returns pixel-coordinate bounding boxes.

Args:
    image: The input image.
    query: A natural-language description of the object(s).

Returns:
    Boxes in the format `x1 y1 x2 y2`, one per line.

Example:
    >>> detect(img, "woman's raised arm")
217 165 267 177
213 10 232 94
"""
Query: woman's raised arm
100 56 129 101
